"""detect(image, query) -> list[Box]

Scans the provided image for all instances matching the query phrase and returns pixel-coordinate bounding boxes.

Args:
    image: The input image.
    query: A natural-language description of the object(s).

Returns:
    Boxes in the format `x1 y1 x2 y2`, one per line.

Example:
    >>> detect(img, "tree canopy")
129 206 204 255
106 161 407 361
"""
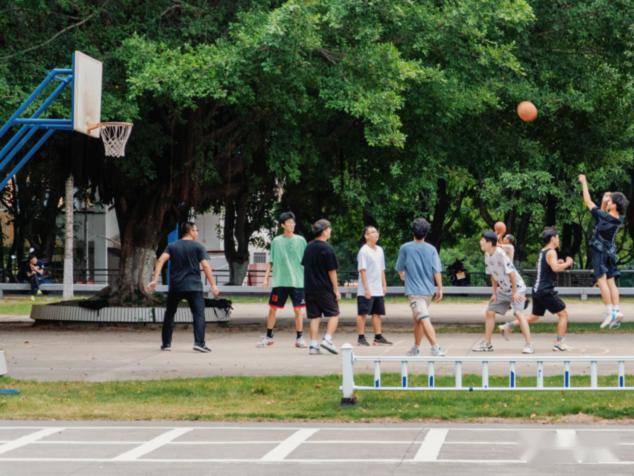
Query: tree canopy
0 0 632 295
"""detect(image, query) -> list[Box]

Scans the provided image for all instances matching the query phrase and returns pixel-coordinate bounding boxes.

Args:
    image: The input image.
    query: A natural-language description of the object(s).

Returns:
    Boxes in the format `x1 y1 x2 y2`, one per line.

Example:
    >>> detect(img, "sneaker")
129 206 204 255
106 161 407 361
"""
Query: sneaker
320 338 338 355
431 346 445 357
193 344 212 353
256 336 274 348
160 344 171 351
498 324 511 341
309 345 322 355
30 295 35 301
406 346 420 356
610 310 624 329
553 340 569 351
357 336 370 346
472 340 494 352
36 289 43 296
600 312 616 329
294 337 307 348
522 344 535 354
373 336 393 346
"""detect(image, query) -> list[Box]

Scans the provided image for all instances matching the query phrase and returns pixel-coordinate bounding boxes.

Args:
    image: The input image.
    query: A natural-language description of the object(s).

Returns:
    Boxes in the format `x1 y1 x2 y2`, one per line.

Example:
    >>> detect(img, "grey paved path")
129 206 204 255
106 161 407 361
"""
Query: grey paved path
0 421 633 475
1 325 632 381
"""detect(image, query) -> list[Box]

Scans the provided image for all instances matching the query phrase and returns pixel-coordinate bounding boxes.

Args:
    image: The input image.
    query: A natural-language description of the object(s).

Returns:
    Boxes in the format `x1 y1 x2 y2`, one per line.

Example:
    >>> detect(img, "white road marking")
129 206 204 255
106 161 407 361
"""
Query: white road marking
260 428 318 461
0 428 64 455
112 428 192 461
413 428 448 461
556 429 577 448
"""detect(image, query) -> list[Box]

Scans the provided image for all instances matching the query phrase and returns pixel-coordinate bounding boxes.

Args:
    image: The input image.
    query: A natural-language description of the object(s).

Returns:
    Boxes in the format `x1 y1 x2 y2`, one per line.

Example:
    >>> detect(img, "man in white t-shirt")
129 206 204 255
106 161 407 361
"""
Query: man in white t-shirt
356 226 392 346
474 231 533 354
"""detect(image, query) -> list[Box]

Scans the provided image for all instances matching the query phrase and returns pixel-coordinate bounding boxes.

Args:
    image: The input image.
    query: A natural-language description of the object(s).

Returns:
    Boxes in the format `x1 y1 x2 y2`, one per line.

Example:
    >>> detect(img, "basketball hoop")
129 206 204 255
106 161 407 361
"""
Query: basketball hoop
88 122 133 157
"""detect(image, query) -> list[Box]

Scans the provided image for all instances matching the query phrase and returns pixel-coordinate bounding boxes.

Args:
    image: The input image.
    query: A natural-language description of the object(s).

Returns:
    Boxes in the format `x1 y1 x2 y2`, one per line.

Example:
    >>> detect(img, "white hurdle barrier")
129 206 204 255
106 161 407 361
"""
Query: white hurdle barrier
340 343 634 404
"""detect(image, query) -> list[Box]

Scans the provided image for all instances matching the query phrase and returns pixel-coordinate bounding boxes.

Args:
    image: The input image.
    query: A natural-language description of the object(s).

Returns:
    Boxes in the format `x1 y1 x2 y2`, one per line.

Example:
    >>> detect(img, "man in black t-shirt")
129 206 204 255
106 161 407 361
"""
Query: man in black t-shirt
579 174 629 328
147 222 220 352
301 219 340 355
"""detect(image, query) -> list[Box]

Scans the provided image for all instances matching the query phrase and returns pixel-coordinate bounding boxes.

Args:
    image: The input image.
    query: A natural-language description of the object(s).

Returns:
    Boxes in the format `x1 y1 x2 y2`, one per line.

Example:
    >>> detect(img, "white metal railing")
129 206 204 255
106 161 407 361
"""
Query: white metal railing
340 344 634 403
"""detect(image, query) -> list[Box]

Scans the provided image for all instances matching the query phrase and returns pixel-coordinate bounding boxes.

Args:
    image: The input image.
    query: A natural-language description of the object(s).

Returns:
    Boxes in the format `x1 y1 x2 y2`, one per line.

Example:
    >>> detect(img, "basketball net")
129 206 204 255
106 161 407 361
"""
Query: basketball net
91 122 133 157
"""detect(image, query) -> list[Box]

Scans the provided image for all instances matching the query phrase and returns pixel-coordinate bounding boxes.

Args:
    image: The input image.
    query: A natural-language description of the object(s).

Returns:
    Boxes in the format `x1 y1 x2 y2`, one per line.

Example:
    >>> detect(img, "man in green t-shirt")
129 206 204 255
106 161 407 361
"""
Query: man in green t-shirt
259 211 308 348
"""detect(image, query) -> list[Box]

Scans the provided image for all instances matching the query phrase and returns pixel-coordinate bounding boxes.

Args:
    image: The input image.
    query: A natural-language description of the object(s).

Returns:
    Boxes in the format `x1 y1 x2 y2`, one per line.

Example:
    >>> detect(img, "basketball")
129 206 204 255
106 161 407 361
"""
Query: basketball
517 101 538 122
494 221 506 236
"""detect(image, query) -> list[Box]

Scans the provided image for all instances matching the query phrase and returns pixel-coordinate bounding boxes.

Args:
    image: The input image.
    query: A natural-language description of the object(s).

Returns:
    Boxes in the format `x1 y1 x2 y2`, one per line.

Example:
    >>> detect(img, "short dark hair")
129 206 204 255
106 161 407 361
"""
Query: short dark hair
278 211 296 226
482 230 498 246
412 218 430 240
542 227 558 245
312 219 331 237
181 221 197 236
503 233 515 245
611 192 629 215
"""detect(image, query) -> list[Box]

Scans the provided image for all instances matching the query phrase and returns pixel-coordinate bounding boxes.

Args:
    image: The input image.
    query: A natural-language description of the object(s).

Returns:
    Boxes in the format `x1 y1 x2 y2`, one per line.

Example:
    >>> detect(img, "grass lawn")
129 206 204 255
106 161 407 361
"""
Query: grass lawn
1 374 632 421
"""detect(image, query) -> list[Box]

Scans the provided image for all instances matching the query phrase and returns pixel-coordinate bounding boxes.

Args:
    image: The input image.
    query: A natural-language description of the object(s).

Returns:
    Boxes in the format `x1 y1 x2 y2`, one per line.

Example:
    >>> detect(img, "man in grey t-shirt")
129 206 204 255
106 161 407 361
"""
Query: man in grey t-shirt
475 230 533 354
395 218 445 357
147 222 220 353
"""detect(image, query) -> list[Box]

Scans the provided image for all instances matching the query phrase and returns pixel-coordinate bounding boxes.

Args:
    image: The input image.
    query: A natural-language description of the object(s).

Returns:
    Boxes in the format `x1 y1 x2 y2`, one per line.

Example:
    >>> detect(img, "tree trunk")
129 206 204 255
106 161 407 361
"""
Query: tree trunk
63 175 74 300
427 178 450 249
113 194 170 304
223 197 251 285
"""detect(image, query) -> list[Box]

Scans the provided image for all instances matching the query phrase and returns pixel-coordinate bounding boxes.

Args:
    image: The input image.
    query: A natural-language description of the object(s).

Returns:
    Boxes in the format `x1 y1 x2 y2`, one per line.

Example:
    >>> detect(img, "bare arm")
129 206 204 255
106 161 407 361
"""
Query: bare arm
381 270 387 294
578 174 597 211
262 262 271 287
490 276 498 301
359 269 371 298
201 260 220 296
147 252 170 291
433 272 443 302
546 250 573 272
328 269 341 300
398 271 405 281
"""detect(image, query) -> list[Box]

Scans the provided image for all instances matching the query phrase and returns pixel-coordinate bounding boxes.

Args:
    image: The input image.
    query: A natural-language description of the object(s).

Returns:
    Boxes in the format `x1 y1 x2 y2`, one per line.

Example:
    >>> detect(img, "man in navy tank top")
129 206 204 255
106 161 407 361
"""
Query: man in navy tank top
500 227 573 351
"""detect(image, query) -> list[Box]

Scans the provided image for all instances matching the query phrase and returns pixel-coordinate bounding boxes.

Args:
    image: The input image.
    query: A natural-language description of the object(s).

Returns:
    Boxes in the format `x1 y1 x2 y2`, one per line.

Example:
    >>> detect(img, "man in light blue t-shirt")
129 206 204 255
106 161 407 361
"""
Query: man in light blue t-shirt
395 218 445 357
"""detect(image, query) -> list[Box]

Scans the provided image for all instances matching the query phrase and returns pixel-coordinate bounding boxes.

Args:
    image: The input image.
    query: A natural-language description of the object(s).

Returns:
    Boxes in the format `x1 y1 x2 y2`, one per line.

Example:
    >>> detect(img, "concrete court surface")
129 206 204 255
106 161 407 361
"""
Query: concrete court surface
0 422 634 475
1 321 633 382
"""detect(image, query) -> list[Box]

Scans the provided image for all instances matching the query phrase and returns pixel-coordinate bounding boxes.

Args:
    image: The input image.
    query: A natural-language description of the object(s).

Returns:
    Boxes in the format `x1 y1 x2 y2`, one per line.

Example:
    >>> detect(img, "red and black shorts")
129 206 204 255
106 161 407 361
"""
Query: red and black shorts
269 287 306 310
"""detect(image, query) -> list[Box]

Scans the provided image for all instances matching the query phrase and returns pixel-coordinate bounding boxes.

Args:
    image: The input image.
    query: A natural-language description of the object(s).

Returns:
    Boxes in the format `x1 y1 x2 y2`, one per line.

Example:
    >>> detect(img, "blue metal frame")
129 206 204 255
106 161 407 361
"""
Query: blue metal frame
0 67 74 191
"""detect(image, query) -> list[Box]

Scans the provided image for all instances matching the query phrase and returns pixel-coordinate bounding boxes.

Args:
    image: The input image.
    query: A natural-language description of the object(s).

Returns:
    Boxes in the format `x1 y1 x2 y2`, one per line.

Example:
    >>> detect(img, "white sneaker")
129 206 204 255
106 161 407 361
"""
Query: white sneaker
553 340 569 351
600 312 615 329
610 310 624 328
406 346 420 356
294 336 307 348
309 345 321 355
498 324 511 341
320 338 338 355
522 344 535 354
256 336 274 348
472 340 494 352
431 346 445 357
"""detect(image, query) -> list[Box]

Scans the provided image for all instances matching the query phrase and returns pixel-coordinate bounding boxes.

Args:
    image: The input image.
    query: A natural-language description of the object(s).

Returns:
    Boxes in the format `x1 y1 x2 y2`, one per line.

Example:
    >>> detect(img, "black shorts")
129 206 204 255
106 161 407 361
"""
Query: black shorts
590 247 619 280
306 293 339 319
269 287 305 309
532 291 566 317
357 296 386 316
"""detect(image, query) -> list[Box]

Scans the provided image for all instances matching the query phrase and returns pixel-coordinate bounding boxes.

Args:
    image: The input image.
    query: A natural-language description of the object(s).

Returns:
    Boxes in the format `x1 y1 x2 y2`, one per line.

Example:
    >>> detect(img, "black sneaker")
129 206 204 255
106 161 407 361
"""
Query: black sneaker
193 344 212 353
373 335 393 346
161 345 171 351
357 336 370 346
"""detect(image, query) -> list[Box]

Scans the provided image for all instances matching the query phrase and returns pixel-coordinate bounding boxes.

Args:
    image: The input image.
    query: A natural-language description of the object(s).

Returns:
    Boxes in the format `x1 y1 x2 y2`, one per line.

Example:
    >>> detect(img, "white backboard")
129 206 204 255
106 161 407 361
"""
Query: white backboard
73 51 102 138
